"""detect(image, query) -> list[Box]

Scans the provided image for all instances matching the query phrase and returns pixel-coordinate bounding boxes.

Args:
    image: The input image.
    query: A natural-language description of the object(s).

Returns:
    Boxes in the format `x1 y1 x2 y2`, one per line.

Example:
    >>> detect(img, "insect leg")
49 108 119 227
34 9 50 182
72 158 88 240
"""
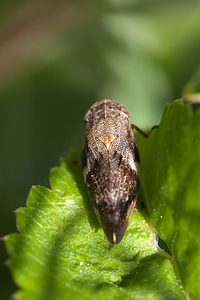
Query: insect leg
131 124 158 138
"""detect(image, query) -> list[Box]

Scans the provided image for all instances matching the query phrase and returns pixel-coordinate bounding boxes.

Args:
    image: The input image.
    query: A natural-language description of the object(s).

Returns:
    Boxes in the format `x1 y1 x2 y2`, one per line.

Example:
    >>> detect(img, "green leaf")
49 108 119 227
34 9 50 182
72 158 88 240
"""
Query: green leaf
6 99 200 300
5 158 183 300
136 99 200 300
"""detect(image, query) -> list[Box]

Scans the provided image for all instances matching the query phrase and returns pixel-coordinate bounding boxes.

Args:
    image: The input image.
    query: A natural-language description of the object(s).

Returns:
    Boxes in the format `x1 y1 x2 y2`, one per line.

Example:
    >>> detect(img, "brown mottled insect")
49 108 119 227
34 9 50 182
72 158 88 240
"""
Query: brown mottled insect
82 99 155 244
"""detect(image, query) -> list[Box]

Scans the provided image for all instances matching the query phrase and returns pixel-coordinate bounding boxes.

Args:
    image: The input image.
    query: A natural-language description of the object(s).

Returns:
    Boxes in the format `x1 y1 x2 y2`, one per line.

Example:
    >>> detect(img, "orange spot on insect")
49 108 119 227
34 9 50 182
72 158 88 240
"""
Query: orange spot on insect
98 132 117 149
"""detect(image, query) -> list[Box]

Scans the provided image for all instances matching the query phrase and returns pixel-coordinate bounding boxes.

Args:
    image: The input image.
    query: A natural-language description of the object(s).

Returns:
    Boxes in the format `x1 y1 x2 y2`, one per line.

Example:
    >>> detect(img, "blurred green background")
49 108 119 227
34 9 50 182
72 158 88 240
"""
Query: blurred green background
1 0 200 298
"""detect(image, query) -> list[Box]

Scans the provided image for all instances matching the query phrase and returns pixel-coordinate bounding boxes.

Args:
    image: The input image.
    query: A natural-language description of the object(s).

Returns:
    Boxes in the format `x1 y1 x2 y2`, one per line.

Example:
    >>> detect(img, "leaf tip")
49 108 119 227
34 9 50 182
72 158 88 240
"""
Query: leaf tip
50 166 57 172
1 234 9 242
13 208 19 214
11 292 20 300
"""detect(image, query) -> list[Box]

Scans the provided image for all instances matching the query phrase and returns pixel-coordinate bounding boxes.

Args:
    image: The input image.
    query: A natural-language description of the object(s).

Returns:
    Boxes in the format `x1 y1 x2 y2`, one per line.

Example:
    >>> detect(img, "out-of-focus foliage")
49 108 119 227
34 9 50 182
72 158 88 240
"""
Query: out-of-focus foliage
183 67 200 99
1 0 200 298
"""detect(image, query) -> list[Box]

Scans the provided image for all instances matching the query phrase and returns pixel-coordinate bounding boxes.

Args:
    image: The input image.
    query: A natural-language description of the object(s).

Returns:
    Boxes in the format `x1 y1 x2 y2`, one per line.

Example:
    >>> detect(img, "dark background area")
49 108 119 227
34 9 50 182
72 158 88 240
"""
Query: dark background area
1 1 200 298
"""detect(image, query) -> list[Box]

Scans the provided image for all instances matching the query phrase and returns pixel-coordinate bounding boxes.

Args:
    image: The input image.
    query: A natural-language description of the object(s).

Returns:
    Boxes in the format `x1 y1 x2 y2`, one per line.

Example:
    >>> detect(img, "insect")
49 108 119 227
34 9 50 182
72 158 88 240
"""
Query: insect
82 99 156 244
